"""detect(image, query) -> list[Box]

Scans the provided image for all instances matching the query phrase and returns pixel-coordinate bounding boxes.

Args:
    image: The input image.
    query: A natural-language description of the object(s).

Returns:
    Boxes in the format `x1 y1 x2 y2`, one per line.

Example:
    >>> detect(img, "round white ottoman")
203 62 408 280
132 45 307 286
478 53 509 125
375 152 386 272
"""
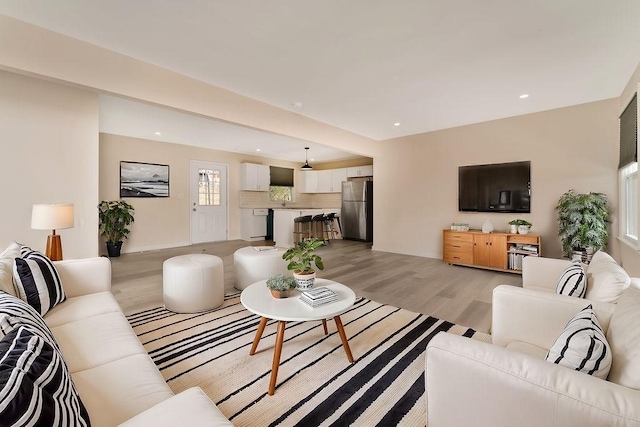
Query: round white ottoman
234 246 289 290
163 254 224 313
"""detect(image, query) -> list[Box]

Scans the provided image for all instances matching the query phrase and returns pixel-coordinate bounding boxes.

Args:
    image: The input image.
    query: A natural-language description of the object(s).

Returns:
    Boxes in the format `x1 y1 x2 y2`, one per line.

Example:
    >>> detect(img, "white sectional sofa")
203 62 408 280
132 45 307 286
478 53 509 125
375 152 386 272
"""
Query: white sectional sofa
0 251 232 426
425 253 640 427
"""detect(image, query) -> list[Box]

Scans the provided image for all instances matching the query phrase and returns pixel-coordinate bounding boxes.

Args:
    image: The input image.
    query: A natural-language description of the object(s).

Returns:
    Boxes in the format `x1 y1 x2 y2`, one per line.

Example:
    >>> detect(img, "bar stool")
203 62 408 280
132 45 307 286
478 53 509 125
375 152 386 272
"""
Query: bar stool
323 212 338 243
293 215 313 244
312 214 329 242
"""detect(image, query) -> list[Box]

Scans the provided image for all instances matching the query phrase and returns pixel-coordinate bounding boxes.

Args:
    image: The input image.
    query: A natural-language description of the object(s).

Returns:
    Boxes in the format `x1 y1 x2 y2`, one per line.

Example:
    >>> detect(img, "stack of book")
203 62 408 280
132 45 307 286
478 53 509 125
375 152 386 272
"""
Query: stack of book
300 287 338 307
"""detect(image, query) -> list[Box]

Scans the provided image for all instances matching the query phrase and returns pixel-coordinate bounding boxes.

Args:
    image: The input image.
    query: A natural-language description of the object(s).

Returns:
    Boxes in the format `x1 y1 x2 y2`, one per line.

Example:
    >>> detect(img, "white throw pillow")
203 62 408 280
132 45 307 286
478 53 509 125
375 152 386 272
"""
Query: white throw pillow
585 251 630 303
0 242 20 297
556 261 586 298
546 304 612 379
606 286 640 389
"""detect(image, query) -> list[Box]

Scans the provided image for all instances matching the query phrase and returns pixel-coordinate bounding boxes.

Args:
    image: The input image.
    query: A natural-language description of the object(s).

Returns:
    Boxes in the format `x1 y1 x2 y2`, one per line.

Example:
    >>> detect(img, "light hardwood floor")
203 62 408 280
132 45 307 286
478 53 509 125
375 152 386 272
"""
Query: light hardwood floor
111 239 523 333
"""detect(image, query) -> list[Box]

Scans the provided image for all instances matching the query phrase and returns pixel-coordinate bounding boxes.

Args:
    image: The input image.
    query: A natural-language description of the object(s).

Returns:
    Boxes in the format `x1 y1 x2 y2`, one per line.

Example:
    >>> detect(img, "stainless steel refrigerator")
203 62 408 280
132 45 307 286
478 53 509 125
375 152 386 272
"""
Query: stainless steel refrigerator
341 179 373 242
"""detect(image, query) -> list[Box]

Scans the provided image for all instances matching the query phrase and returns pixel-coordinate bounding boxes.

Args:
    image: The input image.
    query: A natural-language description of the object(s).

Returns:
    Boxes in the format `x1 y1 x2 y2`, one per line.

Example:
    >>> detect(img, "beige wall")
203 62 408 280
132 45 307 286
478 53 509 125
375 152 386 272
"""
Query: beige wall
618 62 640 276
0 71 99 257
373 99 620 260
100 133 337 253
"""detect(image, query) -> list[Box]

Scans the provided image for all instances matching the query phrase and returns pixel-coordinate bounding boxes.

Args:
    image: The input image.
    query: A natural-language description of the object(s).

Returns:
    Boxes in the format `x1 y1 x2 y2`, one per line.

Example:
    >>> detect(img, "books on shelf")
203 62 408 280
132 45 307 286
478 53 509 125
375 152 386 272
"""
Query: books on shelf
300 287 338 307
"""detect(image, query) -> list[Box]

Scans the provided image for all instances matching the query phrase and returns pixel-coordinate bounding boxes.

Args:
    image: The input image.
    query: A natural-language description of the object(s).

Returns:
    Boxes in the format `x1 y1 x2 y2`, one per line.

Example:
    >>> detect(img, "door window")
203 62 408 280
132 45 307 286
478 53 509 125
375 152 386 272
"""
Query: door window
198 169 220 206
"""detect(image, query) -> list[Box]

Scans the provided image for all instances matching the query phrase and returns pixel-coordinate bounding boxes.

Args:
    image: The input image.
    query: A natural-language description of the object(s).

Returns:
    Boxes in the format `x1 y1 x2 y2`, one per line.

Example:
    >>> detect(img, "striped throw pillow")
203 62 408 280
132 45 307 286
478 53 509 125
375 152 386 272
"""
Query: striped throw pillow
545 304 611 379
556 261 586 298
0 291 60 352
13 247 66 315
0 327 91 426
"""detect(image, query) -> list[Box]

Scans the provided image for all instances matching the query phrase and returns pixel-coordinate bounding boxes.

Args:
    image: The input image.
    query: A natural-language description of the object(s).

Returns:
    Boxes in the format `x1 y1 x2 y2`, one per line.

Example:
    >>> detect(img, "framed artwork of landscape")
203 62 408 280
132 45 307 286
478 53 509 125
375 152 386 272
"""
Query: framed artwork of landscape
120 161 170 198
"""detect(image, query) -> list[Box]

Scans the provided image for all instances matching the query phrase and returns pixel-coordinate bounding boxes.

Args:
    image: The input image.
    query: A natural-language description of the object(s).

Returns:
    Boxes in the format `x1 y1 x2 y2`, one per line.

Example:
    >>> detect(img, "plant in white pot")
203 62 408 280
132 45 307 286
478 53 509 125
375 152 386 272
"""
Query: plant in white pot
282 238 325 290
265 274 297 298
556 190 609 262
98 200 135 257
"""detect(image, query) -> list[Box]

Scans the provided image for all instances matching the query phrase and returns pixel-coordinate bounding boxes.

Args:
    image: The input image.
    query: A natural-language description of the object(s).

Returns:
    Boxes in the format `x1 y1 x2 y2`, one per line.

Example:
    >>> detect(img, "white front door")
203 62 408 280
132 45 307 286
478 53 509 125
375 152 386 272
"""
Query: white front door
190 160 228 243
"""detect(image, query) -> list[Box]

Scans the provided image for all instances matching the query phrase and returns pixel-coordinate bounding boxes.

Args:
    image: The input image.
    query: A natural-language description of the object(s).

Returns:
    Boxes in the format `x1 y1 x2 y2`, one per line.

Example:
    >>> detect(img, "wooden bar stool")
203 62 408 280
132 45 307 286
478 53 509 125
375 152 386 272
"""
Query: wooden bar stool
293 215 313 244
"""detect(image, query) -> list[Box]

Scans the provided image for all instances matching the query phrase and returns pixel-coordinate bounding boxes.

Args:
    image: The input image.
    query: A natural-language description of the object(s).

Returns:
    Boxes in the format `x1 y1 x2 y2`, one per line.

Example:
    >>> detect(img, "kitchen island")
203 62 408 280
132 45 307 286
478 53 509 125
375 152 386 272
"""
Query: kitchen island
273 208 340 247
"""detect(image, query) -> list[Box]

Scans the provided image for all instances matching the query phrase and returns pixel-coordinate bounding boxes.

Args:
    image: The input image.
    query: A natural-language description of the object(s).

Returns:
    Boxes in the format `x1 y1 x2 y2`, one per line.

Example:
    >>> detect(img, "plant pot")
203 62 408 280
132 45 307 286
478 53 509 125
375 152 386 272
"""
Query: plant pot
517 225 530 235
293 271 316 291
270 289 291 299
106 241 123 257
572 247 595 264
509 225 517 233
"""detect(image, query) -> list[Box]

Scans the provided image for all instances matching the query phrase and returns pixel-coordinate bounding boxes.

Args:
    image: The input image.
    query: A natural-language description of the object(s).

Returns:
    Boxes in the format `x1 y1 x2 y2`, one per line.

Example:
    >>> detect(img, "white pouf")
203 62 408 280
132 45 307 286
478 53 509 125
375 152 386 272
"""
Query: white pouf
163 254 224 313
233 246 289 291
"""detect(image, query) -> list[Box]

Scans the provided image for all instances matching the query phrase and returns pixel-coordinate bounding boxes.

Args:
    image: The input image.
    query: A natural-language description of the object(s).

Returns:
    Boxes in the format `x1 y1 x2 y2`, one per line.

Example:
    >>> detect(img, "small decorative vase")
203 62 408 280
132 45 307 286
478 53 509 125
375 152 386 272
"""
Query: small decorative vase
270 289 290 299
293 271 316 291
517 225 530 235
509 224 517 234
482 219 494 234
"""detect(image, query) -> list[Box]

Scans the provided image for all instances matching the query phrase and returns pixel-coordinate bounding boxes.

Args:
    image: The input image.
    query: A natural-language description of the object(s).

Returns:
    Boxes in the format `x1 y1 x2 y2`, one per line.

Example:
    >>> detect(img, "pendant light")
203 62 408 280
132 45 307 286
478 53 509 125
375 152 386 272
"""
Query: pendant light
301 147 313 170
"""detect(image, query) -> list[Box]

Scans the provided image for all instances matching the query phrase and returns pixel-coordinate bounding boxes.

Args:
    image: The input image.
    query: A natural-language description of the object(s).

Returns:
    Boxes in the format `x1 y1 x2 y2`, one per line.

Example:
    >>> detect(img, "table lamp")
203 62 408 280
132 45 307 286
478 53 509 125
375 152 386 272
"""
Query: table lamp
31 204 74 261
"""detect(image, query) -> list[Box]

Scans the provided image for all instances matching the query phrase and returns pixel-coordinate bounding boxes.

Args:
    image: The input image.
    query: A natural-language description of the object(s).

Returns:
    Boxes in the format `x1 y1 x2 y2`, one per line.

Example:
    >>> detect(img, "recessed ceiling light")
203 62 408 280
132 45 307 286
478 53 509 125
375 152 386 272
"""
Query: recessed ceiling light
310 158 315 162
256 148 261 152
519 94 529 99
393 122 401 126
293 101 304 109
154 131 162 135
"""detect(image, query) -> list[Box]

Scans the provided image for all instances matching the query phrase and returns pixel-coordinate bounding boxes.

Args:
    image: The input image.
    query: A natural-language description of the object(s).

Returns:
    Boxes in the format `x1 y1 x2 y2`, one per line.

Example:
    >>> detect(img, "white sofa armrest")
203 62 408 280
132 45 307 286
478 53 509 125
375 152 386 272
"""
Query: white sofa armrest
53 257 111 297
492 285 615 350
522 256 571 292
118 387 232 427
426 332 640 427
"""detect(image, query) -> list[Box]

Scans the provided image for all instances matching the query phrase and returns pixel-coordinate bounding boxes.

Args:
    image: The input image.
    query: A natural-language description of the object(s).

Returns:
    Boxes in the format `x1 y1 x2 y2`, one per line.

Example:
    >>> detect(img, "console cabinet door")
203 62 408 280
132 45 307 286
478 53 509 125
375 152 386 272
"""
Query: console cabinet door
474 234 507 269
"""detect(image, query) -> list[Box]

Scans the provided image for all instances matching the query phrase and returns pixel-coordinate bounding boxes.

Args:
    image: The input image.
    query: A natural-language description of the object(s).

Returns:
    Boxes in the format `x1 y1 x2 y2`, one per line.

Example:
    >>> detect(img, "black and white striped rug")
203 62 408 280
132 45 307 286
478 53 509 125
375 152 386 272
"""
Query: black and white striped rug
127 293 490 427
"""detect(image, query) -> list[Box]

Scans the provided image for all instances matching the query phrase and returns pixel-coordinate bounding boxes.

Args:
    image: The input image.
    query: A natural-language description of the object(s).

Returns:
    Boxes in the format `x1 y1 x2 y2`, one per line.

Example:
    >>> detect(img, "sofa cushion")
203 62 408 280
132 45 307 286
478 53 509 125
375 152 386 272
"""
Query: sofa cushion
0 242 19 297
585 251 631 303
0 291 59 352
72 354 174 427
44 291 122 328
545 304 612 379
13 248 66 315
556 261 586 298
505 341 549 359
51 311 147 373
606 286 640 389
0 326 91 426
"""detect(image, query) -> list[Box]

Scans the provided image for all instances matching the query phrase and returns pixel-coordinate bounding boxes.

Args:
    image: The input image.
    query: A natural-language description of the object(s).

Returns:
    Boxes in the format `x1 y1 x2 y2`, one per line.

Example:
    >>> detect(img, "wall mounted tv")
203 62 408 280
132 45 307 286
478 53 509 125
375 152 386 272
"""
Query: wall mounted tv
458 161 531 213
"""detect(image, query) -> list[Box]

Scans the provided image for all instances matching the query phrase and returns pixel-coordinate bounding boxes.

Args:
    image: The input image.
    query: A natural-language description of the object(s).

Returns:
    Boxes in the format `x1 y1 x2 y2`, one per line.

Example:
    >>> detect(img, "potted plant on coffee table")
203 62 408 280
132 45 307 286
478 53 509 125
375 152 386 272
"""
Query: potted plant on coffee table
556 190 609 262
266 274 297 298
282 238 325 290
98 200 135 257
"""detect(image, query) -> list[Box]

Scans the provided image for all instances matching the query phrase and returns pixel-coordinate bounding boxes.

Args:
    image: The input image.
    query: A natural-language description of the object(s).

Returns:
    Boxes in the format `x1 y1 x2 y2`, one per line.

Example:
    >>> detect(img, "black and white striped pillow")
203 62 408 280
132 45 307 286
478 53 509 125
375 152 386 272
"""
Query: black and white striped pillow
0 291 60 352
0 326 91 426
545 304 611 379
556 261 586 298
13 247 66 315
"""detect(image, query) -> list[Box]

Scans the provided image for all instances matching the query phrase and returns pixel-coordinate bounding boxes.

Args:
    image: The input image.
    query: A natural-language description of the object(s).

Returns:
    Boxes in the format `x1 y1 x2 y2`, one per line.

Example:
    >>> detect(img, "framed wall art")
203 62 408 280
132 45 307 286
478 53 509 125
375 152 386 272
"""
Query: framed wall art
120 161 170 198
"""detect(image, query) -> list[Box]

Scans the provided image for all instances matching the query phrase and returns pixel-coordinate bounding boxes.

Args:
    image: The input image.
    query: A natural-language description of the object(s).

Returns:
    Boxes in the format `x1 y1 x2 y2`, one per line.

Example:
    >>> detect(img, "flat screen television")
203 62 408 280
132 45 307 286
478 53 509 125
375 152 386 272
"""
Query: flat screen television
459 161 531 213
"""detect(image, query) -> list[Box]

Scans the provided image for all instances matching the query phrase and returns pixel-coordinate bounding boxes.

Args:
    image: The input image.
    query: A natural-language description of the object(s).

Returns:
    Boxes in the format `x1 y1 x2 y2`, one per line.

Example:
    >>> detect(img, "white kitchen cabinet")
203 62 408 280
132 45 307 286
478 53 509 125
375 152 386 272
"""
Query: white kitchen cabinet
331 168 348 192
299 170 318 193
240 163 270 191
317 170 332 193
240 208 268 241
346 165 373 178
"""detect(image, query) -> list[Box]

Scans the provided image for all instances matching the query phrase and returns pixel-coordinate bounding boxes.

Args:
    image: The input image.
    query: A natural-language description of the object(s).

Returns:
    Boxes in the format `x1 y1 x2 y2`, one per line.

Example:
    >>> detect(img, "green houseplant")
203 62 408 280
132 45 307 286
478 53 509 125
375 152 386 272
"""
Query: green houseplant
282 238 325 290
98 200 135 257
556 190 609 261
265 274 297 298
508 219 532 234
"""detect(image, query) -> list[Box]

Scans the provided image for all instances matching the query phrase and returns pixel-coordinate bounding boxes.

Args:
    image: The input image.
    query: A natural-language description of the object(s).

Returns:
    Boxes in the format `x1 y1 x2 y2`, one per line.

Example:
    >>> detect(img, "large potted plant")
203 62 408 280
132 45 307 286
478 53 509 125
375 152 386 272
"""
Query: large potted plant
556 190 609 262
282 238 325 290
98 200 135 257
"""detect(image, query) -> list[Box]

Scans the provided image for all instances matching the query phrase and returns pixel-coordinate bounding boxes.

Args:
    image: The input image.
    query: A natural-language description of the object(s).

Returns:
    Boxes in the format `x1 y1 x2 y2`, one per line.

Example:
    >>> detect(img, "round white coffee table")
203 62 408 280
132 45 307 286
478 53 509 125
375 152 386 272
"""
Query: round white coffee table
240 278 356 395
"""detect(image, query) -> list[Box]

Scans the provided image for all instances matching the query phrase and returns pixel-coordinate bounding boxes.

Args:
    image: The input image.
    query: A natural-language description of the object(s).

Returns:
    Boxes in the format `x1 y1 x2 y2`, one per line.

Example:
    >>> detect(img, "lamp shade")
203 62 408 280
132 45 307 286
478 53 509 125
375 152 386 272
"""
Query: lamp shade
31 204 74 230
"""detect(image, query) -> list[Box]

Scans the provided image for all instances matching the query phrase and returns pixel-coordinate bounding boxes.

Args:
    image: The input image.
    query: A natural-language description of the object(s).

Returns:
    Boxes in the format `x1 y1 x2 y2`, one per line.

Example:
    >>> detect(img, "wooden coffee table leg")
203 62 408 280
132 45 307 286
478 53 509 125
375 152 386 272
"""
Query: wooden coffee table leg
250 317 268 356
322 319 328 335
334 315 354 363
268 321 287 396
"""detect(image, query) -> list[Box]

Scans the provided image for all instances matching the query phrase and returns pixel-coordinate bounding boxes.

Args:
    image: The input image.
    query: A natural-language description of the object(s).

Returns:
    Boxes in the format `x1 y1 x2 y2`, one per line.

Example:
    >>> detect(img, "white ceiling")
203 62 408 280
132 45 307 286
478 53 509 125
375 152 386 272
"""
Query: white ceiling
2 1 640 156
